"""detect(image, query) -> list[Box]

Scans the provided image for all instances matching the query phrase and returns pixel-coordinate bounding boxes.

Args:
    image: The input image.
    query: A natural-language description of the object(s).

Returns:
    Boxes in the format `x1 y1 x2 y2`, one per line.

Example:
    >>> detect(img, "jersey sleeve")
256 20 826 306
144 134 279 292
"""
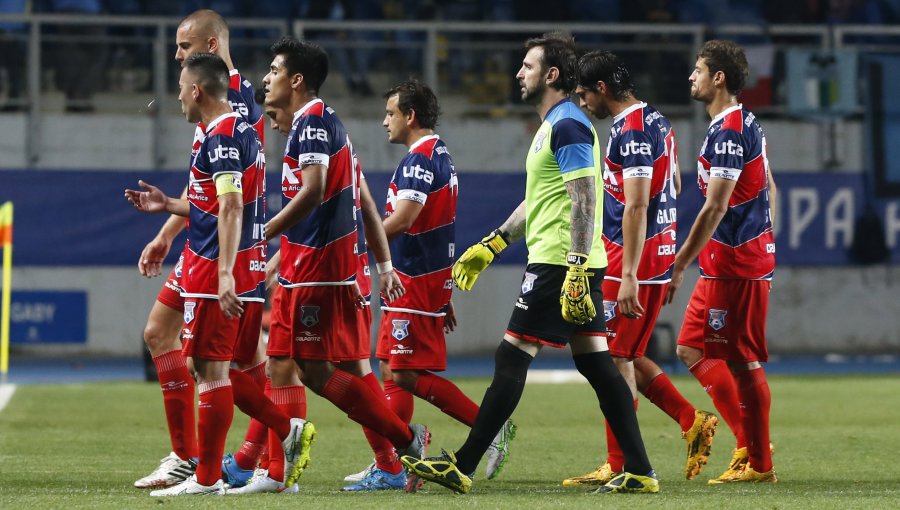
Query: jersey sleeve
550 117 596 182
620 129 654 179
295 115 331 167
708 128 744 181
206 133 244 179
393 153 433 205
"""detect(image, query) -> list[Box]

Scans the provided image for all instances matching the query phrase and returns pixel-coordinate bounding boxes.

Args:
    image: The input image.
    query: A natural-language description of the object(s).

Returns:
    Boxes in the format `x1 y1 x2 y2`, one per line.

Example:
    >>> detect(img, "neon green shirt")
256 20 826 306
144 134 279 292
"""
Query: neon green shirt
524 99 606 268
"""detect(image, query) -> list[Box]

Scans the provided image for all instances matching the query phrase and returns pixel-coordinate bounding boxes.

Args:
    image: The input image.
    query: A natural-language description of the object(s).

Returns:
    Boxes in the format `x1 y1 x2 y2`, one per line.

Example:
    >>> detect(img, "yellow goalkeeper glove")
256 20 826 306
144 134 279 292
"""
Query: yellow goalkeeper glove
560 252 596 325
452 229 509 291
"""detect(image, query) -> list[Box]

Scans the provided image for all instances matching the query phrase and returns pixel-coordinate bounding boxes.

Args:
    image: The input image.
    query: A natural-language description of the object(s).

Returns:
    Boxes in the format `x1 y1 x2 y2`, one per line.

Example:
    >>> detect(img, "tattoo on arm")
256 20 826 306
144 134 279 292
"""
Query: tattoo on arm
565 176 596 255
499 200 527 242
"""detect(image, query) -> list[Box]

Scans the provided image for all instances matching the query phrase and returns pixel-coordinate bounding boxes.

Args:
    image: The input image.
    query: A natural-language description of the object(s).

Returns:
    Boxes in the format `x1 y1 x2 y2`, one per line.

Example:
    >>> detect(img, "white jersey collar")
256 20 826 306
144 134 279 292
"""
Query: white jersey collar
293 98 324 123
205 111 240 133
613 102 647 124
409 133 439 153
710 103 743 127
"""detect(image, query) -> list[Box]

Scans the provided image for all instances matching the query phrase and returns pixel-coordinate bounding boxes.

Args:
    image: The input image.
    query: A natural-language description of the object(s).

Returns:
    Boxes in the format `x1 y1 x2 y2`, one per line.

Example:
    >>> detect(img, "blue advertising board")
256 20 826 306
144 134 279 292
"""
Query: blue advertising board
0 170 897 266
9 291 88 344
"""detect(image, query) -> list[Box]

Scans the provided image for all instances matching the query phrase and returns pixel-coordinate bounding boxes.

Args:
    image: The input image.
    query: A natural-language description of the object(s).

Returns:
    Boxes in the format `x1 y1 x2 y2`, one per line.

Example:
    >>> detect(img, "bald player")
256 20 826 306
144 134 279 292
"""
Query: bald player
133 9 269 490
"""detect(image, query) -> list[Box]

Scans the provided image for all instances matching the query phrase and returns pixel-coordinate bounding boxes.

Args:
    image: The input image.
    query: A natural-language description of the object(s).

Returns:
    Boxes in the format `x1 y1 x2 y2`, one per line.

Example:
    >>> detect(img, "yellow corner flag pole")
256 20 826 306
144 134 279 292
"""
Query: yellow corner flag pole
0 201 12 385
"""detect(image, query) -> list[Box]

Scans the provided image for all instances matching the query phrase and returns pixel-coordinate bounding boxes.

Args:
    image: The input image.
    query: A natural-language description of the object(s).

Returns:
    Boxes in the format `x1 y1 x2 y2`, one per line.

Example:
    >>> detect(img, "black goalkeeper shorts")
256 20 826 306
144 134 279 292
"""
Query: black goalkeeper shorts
506 263 607 348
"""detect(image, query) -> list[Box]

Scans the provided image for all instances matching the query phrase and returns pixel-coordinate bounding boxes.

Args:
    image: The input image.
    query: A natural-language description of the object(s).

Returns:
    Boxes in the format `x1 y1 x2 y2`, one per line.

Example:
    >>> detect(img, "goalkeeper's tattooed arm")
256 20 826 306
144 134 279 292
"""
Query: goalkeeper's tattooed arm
498 200 527 243
564 176 596 255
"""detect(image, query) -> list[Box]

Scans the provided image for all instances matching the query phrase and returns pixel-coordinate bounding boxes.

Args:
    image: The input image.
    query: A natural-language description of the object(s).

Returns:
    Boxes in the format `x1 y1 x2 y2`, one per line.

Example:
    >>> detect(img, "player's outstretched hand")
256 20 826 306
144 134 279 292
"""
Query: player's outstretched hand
125 180 169 214
443 300 457 334
138 235 171 278
560 253 596 325
452 229 509 291
218 273 244 319
380 269 405 303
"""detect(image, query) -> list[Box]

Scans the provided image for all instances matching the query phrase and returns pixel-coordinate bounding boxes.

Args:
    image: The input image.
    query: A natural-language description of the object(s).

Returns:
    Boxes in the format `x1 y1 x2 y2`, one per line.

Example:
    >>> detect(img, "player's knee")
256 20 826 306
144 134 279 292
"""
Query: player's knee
391 370 419 392
143 321 178 353
676 345 701 367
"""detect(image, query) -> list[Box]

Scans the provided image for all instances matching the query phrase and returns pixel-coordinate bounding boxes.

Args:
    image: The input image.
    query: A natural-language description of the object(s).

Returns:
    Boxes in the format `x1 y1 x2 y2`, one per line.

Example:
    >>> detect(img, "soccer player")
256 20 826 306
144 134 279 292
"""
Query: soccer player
561 50 718 487
133 9 270 490
260 36 429 487
400 32 656 495
343 79 515 491
667 39 777 484
124 53 312 496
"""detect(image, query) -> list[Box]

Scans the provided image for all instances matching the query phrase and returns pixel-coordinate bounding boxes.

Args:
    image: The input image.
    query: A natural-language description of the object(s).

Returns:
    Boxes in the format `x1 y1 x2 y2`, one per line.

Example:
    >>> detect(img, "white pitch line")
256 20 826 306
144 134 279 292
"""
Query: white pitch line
526 370 587 384
0 384 16 412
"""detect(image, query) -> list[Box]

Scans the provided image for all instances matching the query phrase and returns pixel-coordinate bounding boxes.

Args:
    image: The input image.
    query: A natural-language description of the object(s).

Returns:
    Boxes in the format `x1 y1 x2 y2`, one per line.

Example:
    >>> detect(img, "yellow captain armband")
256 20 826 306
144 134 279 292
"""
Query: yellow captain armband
214 173 243 196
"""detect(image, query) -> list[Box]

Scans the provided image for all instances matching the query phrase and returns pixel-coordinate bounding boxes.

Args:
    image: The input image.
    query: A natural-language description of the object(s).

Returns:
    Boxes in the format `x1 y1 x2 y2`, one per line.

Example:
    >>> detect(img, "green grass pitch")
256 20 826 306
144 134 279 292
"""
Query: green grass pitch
1 374 898 509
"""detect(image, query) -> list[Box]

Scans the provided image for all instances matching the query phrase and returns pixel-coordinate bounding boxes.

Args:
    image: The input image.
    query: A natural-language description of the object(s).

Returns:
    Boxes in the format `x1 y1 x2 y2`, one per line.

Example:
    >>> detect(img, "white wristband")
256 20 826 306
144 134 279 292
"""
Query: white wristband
376 261 393 274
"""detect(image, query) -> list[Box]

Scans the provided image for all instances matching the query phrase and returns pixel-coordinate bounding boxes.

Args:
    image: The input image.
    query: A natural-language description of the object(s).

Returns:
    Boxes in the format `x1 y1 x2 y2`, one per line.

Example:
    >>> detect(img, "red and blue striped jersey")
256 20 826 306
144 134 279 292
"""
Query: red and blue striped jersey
382 135 458 316
278 98 359 287
697 104 775 280
602 102 678 283
182 112 267 302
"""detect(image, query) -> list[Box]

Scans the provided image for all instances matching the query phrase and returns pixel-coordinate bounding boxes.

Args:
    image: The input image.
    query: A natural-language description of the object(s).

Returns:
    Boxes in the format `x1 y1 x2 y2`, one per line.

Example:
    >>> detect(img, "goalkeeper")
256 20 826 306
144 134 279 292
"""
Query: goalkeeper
401 32 656 495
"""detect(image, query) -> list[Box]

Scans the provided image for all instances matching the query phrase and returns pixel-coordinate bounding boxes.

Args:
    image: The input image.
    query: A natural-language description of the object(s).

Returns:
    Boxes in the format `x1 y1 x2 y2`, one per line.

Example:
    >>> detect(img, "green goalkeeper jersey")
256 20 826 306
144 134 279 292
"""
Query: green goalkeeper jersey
524 98 606 268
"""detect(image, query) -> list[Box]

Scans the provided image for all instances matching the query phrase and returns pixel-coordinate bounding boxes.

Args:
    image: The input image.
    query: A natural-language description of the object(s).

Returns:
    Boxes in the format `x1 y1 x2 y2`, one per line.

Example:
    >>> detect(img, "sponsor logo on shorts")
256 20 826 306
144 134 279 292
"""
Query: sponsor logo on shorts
603 300 617 322
181 327 193 341
708 309 727 331
183 301 195 324
705 335 728 344
521 272 538 294
300 305 320 328
390 343 414 355
391 319 410 341
164 280 182 293
515 297 529 310
295 332 322 342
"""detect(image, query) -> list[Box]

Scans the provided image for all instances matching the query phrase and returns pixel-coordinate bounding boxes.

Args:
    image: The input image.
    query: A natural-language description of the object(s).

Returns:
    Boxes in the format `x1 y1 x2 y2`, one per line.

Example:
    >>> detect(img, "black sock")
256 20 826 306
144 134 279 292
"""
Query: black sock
454 340 534 474
573 350 653 475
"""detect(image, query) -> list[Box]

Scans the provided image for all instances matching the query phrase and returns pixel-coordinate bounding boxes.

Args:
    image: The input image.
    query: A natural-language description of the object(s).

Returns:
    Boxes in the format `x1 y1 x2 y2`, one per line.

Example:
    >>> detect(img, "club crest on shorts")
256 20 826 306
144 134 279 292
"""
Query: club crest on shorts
603 300 617 322
708 309 727 331
391 319 410 341
300 305 320 328
522 272 538 294
183 301 195 324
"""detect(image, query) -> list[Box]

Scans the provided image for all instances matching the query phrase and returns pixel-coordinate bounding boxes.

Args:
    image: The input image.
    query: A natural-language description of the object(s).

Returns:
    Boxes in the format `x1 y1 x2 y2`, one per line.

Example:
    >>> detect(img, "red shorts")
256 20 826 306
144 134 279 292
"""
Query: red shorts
603 280 667 359
156 255 185 311
181 297 262 364
375 311 447 371
677 278 770 362
268 284 369 362
267 285 292 357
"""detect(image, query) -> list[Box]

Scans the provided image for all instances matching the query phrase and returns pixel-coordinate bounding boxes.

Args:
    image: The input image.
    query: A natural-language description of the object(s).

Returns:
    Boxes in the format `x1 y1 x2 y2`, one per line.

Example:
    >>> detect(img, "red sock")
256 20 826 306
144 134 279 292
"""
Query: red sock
258 379 273 470
196 380 234 486
267 385 306 482
152 350 197 460
642 373 696 432
384 380 414 424
735 368 772 472
360 373 403 474
413 372 480 426
689 357 746 448
229 368 290 440
604 398 638 472
322 369 413 449
243 360 267 388
234 364 271 470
